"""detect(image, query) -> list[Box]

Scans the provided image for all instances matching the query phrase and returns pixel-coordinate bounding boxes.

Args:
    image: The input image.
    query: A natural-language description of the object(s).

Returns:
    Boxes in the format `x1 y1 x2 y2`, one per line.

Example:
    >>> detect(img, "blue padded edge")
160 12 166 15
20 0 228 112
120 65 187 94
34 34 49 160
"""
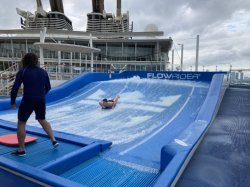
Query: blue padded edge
0 120 111 186
117 71 226 82
0 71 227 187
154 73 229 187
0 157 86 187
0 72 110 111
40 142 101 175
0 71 227 111
0 119 112 151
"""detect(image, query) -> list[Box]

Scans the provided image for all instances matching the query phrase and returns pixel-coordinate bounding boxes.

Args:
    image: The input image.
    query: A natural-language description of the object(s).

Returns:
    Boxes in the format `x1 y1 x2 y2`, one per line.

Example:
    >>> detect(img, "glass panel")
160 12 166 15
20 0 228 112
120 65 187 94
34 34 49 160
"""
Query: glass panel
123 44 135 59
136 45 155 61
107 43 122 60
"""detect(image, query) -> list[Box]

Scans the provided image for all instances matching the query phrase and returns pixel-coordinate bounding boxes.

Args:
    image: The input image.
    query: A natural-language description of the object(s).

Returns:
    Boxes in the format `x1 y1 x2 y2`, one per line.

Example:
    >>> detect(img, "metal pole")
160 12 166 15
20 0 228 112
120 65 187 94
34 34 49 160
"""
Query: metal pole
171 49 174 71
180 44 184 71
11 39 14 59
39 27 47 67
89 33 94 72
25 40 28 53
58 40 61 75
229 64 232 83
85 54 87 71
70 52 73 75
164 53 168 71
195 34 199 71
79 52 82 72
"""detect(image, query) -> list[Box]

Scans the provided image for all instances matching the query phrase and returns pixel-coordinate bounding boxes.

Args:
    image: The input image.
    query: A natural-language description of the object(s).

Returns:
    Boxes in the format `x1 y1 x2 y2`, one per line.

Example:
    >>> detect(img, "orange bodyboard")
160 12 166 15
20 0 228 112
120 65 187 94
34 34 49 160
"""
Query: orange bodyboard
0 134 37 146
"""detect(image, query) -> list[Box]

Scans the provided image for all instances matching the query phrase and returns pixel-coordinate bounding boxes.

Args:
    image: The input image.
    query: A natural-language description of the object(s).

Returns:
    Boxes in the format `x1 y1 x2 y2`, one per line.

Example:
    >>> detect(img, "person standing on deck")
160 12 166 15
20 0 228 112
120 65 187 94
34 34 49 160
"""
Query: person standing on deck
10 53 59 156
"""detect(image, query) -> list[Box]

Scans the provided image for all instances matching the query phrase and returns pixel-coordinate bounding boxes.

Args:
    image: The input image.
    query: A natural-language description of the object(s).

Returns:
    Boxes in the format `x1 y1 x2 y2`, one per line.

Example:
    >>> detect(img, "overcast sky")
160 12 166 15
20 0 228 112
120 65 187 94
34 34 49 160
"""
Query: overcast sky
0 0 250 71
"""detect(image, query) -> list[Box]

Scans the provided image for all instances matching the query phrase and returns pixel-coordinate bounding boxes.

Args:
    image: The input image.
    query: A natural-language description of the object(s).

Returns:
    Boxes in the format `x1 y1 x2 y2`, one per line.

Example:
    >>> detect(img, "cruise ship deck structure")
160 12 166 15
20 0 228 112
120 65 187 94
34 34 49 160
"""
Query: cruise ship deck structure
0 0 249 186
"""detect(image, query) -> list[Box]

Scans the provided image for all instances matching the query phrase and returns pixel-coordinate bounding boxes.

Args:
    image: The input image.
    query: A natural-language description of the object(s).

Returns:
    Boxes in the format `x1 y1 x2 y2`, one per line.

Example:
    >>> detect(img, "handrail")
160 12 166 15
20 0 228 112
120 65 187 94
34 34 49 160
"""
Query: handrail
0 62 19 96
0 62 18 76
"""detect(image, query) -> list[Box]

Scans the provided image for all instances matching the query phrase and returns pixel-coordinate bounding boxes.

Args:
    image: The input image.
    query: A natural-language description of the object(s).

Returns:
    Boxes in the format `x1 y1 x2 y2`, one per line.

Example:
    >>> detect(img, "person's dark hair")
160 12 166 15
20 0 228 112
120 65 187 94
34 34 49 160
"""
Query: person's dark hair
21 53 39 68
103 99 108 102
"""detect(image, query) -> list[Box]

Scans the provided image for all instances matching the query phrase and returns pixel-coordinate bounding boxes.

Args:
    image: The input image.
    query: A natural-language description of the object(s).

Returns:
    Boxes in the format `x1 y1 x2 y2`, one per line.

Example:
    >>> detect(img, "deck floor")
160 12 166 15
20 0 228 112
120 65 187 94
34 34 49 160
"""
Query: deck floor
0 127 84 168
177 87 250 187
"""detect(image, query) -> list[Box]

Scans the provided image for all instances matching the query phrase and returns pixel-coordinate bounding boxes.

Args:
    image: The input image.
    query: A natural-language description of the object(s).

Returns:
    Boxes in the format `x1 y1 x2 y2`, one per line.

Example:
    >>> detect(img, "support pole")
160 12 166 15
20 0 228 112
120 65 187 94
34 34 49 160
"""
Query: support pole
79 52 82 72
39 27 47 67
58 40 61 75
171 49 174 71
179 44 184 71
164 53 168 71
85 54 87 71
195 34 199 72
70 52 73 75
89 33 94 72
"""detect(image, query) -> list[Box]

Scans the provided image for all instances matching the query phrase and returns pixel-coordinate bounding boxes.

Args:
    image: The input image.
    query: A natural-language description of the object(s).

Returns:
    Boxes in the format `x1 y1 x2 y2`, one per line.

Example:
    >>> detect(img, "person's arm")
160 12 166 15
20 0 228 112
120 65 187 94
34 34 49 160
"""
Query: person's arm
99 102 105 109
10 70 23 107
44 72 51 95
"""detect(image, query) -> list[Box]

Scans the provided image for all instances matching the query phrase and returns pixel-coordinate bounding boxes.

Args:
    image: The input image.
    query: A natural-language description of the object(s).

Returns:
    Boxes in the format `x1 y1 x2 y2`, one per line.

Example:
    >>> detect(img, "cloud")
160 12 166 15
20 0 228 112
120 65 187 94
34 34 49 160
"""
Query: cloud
0 0 250 70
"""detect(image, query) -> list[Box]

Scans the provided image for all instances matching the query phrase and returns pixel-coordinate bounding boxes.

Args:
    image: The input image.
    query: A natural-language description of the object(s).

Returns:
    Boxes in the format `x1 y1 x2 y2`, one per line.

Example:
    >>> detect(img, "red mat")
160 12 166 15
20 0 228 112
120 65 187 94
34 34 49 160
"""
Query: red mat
0 134 37 146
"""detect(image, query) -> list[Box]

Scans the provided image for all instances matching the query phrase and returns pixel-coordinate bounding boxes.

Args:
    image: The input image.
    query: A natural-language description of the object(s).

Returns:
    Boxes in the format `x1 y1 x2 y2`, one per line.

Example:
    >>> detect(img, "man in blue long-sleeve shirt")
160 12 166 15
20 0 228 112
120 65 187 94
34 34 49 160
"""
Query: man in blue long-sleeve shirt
10 53 59 156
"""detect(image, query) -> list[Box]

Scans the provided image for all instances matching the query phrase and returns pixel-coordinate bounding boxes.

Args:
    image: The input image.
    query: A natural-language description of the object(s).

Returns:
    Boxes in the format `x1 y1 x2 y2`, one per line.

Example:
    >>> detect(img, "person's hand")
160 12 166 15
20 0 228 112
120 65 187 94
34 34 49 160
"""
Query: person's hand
11 104 16 109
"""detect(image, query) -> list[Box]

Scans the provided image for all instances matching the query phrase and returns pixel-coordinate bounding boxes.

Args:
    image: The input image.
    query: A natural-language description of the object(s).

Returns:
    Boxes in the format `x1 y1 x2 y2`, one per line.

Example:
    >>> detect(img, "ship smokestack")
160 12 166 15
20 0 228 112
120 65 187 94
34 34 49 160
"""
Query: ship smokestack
36 0 43 8
36 0 47 17
92 0 104 14
50 0 64 13
116 0 121 18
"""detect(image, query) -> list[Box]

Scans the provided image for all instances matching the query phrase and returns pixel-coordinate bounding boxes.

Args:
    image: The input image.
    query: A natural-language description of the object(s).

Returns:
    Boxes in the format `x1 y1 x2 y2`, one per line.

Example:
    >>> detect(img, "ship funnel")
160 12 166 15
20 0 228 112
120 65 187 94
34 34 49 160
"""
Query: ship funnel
36 0 42 8
116 0 121 18
50 0 64 13
16 8 34 18
36 0 47 17
92 0 104 14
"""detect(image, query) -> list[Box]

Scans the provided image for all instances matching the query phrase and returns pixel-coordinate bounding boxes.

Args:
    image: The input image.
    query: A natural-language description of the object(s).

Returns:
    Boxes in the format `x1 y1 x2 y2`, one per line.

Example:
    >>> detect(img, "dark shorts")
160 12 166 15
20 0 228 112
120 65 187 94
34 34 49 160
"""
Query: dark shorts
18 97 46 122
103 106 112 109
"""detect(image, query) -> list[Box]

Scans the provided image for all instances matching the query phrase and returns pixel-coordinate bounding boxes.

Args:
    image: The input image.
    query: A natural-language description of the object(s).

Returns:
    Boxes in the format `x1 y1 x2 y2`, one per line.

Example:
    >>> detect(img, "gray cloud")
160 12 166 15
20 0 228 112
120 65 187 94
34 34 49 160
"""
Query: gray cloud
0 0 250 70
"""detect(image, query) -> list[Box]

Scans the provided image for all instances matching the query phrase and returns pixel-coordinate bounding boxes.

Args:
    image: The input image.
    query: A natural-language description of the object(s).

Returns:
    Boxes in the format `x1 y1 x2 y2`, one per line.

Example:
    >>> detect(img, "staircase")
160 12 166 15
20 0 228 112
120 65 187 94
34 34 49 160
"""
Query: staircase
0 63 19 96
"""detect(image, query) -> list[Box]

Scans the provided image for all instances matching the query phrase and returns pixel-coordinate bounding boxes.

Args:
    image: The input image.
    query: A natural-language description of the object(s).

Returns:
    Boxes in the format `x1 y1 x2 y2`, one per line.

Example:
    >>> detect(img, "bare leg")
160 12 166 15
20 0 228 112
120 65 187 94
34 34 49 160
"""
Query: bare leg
17 120 26 152
113 96 120 103
38 119 56 143
112 96 120 108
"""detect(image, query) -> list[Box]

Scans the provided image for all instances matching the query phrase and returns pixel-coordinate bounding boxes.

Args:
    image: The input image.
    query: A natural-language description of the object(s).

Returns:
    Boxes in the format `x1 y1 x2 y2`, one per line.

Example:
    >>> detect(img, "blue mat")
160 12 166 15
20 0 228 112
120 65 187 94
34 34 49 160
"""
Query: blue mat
61 156 160 187
177 87 250 187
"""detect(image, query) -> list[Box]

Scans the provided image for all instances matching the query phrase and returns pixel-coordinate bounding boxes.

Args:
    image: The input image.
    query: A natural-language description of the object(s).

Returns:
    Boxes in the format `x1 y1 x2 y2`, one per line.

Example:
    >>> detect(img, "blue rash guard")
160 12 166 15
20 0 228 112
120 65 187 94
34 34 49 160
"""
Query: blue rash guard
10 67 51 105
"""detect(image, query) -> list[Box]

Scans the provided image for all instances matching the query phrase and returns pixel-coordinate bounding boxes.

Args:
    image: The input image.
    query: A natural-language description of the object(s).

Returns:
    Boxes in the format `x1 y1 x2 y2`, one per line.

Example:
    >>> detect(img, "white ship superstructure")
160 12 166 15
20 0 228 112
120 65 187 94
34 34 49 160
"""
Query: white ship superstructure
87 0 132 35
0 0 173 95
17 0 73 30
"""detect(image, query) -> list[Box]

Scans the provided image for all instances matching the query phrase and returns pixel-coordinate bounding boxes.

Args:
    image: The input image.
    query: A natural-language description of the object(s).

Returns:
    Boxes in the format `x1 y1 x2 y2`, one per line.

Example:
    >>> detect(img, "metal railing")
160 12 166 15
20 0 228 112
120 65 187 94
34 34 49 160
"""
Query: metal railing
0 63 19 96
1 61 249 96
25 17 73 31
0 59 170 95
229 70 250 88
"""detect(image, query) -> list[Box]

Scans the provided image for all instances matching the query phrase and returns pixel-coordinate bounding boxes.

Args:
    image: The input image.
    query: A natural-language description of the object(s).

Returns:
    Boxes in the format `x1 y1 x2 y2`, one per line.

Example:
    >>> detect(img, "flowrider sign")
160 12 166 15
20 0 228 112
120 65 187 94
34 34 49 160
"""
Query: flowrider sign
147 72 201 80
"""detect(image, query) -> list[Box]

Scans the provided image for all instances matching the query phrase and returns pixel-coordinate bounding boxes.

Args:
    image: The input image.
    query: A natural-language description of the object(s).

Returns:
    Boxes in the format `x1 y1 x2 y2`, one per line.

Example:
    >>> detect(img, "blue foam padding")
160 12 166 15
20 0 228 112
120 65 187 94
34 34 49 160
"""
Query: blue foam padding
0 71 228 187
60 156 160 187
176 87 250 187
154 73 228 187
0 157 85 187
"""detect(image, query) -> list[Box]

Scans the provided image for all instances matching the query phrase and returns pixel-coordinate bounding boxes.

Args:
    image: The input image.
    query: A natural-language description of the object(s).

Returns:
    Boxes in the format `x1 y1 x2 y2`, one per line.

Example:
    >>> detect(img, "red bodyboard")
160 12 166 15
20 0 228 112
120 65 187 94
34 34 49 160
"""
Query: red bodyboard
0 134 37 146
